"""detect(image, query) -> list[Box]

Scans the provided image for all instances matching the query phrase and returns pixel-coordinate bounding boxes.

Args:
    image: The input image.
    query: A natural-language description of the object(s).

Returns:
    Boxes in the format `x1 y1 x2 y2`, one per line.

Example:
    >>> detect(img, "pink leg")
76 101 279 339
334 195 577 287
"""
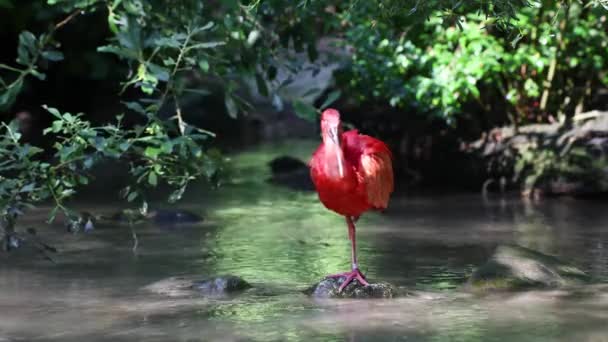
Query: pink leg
325 216 370 292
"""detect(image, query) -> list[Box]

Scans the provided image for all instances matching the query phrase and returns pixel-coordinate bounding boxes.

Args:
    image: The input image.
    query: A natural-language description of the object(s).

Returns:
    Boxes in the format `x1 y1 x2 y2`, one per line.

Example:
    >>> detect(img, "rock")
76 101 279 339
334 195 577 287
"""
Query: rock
144 275 251 297
267 156 314 191
467 244 591 291
2 233 22 251
191 276 252 295
66 212 95 233
306 276 398 299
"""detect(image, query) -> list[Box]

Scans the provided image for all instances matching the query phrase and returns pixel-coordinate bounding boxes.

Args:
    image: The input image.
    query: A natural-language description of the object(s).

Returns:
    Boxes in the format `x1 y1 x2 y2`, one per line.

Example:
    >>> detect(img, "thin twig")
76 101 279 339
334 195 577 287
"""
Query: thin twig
1 9 82 99
54 9 82 30
156 26 193 114
172 93 186 135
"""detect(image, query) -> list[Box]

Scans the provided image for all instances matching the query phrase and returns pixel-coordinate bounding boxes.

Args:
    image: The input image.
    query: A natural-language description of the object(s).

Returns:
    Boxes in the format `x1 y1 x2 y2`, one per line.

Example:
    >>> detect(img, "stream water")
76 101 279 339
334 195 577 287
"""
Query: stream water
0 140 607 341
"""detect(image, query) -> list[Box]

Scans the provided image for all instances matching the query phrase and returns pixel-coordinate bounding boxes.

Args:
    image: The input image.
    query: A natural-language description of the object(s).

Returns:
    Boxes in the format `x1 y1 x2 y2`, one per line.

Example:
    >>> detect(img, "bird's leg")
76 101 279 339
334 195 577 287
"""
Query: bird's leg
348 216 357 269
325 216 370 292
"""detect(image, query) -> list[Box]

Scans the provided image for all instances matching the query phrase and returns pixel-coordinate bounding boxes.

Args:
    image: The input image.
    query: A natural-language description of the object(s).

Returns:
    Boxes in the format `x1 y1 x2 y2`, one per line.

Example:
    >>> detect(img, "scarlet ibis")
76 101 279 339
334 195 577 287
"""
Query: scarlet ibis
310 108 394 292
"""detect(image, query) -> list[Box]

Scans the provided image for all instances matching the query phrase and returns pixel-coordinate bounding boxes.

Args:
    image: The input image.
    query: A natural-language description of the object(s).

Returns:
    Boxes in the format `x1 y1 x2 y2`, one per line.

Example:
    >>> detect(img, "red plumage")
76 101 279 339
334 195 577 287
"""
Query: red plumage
308 108 394 292
309 114 394 217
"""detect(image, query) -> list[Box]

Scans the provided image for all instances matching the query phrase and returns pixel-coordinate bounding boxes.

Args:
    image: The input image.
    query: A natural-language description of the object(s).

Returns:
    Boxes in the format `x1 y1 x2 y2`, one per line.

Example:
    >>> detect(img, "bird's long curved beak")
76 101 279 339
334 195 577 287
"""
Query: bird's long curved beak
329 126 340 145
329 127 344 177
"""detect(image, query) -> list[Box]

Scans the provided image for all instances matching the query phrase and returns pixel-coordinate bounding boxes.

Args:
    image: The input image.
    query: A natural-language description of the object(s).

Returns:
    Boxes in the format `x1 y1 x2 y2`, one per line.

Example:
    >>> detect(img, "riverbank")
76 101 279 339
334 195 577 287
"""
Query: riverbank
465 110 608 198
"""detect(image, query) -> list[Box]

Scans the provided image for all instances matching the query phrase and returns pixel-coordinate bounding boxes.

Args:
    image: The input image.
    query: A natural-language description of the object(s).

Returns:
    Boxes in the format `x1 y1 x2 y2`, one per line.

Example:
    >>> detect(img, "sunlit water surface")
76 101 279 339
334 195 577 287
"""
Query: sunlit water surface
1 140 607 341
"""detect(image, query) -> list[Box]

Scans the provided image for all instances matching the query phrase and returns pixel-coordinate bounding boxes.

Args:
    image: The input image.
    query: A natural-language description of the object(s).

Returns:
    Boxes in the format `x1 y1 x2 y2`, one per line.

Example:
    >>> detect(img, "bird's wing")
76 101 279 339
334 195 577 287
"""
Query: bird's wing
360 149 394 209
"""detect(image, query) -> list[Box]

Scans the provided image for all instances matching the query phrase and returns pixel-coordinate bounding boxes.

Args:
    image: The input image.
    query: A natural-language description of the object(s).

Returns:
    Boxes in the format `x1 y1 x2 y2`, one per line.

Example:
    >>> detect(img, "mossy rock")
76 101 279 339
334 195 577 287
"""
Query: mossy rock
305 276 400 299
467 244 591 291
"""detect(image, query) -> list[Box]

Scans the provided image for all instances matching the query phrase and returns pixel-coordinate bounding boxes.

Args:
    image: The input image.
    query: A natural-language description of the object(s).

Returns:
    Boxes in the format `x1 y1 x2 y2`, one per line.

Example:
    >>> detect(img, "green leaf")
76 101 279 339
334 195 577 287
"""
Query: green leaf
161 141 173 153
192 22 214 33
154 37 181 49
97 45 138 59
168 186 186 203
0 78 23 112
183 88 211 96
42 120 63 135
47 206 58 223
58 145 77 162
62 112 75 123
246 30 260 47
224 95 238 119
78 175 89 185
144 146 161 159
43 105 63 119
61 189 76 198
127 191 138 202
119 142 130 152
42 50 64 62
163 57 176 66
198 59 210 72
16 31 37 66
19 183 35 193
188 41 226 50
83 157 94 169
27 146 43 155
30 69 46 81
320 90 341 110
123 101 146 114
148 171 158 186
140 200 148 215
293 100 318 121
147 63 170 82
302 87 321 97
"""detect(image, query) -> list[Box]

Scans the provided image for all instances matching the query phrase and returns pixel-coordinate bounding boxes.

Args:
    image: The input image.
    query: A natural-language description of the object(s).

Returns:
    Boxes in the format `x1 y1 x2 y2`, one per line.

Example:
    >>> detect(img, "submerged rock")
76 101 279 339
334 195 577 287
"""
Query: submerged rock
144 275 251 297
306 276 398 299
267 155 314 191
191 275 252 295
467 244 591 291
66 212 96 233
104 209 203 226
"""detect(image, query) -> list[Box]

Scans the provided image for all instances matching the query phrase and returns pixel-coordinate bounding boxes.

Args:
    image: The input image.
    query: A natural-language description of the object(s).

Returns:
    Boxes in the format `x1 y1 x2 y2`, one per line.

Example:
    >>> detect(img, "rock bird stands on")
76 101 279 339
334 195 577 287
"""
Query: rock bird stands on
310 108 394 292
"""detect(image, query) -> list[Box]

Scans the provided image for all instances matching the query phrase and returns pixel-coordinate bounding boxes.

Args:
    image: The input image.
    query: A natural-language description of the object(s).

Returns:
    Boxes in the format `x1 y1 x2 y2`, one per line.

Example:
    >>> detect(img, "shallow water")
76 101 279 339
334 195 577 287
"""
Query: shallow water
1 140 608 341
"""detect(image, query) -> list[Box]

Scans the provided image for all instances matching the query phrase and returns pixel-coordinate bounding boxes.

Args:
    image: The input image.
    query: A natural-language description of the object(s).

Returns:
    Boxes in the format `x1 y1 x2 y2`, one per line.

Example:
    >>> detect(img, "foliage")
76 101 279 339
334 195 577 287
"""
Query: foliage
0 104 221 246
0 1 248 238
0 0 601 248
337 1 608 126
0 30 65 111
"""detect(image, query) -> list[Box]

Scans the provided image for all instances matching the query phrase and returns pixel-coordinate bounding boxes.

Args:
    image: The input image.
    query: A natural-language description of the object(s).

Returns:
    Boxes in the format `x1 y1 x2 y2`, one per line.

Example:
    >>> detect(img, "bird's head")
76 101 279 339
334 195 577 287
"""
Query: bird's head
320 108 342 146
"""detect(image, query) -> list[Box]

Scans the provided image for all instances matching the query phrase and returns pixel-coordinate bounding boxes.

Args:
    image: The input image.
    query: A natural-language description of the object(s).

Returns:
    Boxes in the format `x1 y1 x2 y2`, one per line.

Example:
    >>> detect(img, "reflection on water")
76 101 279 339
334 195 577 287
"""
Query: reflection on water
0 140 607 341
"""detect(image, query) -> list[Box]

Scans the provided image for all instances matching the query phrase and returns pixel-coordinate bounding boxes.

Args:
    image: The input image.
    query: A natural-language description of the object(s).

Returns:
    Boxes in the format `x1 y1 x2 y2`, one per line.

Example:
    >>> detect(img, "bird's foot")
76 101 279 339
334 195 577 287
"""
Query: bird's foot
326 269 370 293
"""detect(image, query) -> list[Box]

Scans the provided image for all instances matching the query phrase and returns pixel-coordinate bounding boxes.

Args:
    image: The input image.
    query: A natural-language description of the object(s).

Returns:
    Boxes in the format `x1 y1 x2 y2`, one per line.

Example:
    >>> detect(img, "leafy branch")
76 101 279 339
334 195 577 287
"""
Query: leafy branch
0 9 83 111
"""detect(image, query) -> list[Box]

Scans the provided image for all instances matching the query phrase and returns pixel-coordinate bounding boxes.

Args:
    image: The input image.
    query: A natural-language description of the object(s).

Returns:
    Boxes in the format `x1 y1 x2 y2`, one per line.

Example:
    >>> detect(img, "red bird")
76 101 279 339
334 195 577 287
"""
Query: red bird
310 108 394 292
